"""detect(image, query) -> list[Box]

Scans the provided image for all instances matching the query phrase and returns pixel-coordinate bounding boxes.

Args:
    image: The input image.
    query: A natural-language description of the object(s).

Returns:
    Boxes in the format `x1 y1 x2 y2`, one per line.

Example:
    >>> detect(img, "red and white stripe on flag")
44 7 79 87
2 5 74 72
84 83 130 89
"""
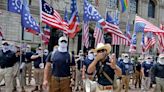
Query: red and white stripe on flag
136 16 164 33
144 36 156 51
41 10 68 34
94 24 105 46
82 21 89 48
102 21 130 46
67 11 80 38
39 33 50 45
112 34 130 46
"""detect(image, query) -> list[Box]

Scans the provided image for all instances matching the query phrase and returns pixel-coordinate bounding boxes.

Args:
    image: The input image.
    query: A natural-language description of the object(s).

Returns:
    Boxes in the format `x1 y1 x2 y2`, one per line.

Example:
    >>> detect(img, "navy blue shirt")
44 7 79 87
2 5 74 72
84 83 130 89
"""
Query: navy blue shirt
142 61 153 77
25 52 33 63
83 58 93 75
96 57 115 86
151 63 164 78
0 50 17 68
50 51 75 77
33 53 47 68
118 61 134 75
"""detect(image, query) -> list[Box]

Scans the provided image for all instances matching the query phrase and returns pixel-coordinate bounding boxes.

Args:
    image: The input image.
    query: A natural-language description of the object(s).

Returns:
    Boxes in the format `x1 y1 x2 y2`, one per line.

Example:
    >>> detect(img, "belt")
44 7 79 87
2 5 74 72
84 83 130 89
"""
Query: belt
52 76 70 80
98 84 113 90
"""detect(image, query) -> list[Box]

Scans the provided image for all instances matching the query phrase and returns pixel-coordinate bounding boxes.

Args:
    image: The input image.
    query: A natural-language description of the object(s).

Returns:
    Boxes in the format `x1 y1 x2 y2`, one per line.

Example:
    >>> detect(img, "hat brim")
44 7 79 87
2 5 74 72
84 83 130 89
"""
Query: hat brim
94 44 111 54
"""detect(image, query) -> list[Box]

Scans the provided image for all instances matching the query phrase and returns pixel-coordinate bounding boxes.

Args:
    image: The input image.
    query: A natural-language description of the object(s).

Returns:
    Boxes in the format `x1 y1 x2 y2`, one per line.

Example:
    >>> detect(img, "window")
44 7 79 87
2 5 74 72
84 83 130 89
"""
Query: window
135 0 138 13
148 0 155 18
29 0 32 5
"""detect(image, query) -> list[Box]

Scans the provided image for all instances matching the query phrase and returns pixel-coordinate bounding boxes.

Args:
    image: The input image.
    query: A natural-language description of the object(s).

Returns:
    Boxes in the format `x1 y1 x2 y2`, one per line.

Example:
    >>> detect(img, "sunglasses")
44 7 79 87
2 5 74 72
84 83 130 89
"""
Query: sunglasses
61 40 67 43
97 49 106 53
38 49 42 50
2 43 9 46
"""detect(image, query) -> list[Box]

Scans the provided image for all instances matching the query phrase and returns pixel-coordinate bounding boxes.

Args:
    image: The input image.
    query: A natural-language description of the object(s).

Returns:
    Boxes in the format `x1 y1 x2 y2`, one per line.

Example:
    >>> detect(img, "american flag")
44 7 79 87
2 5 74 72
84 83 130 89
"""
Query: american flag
41 0 68 33
21 0 40 34
125 23 131 40
82 21 89 48
135 16 164 33
67 0 80 38
94 23 105 46
155 24 164 53
129 32 137 53
43 25 50 36
8 0 23 14
40 33 49 45
141 32 145 53
64 7 69 23
144 32 156 51
104 12 130 45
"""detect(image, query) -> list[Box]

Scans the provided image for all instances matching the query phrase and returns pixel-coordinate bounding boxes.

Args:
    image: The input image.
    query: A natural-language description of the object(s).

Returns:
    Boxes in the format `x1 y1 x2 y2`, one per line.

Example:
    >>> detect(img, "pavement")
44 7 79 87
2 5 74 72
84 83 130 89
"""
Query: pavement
0 78 155 92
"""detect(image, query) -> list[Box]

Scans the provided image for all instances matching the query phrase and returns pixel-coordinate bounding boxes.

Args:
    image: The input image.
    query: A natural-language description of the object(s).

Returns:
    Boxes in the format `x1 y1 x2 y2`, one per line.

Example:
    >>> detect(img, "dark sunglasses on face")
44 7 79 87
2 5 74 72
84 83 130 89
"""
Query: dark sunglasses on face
61 40 67 43
2 44 9 46
89 52 94 54
97 49 106 53
125 56 128 58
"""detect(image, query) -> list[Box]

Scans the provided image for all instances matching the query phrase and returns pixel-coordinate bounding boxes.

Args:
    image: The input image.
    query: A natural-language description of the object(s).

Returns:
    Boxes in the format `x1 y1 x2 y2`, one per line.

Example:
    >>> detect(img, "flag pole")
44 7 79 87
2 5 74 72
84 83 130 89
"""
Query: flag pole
39 0 44 64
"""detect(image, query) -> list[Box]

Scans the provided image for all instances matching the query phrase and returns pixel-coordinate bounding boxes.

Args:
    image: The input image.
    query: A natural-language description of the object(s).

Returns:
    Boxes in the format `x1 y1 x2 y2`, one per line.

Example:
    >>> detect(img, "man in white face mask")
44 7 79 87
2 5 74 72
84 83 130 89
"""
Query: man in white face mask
0 41 17 92
141 55 153 92
151 54 164 92
118 53 133 92
82 49 96 92
43 36 75 92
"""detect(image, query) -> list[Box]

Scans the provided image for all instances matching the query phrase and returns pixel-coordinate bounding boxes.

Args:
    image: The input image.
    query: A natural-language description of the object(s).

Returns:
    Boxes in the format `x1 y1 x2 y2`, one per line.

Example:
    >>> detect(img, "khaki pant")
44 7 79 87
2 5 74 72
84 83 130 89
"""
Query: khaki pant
25 62 32 84
141 77 151 92
83 78 96 92
13 63 19 88
122 75 130 92
0 67 14 92
135 71 141 88
49 76 72 92
154 77 164 92
96 86 113 92
34 68 44 86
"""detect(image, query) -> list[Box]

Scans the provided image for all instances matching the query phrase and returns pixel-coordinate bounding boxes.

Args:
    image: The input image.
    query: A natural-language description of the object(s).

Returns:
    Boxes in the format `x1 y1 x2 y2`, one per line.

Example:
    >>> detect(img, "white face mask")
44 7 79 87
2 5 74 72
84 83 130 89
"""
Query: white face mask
158 58 164 65
37 50 42 54
88 53 94 60
123 59 129 63
2 45 10 52
58 41 67 52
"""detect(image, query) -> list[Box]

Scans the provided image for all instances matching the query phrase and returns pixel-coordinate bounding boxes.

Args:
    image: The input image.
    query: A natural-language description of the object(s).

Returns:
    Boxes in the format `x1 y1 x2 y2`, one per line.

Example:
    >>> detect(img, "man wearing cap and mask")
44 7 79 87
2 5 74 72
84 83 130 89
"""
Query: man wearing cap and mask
31 46 46 91
24 45 33 85
82 49 97 92
141 55 154 92
118 53 134 92
88 43 122 92
43 36 75 92
151 54 164 92
0 41 17 92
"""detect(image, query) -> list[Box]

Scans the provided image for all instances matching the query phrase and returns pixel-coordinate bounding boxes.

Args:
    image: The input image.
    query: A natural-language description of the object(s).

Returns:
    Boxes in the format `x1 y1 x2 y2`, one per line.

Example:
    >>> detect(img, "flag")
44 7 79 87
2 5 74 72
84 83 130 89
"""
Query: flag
0 27 3 40
43 25 50 36
104 12 130 45
83 0 104 23
129 32 137 53
82 21 89 48
135 16 164 33
144 32 156 51
67 0 80 38
8 0 23 14
125 23 131 40
134 22 146 32
64 7 69 23
141 32 145 53
94 23 105 46
21 0 40 35
120 0 128 13
40 33 49 45
160 24 164 30
41 0 68 33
